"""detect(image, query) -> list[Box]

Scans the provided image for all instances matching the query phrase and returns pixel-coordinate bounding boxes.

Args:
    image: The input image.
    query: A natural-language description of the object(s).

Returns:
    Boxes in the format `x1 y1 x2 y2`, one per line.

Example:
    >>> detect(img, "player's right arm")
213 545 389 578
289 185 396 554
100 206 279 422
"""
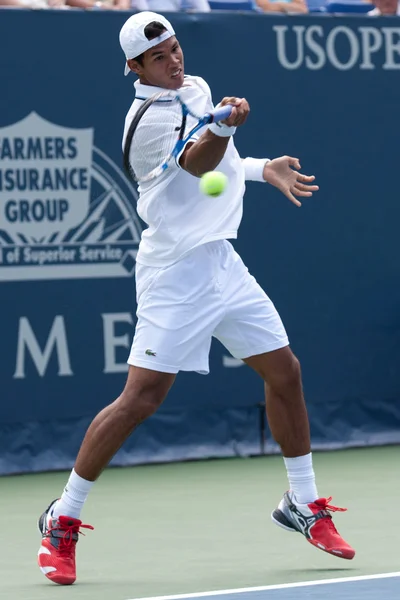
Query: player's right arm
179 97 250 178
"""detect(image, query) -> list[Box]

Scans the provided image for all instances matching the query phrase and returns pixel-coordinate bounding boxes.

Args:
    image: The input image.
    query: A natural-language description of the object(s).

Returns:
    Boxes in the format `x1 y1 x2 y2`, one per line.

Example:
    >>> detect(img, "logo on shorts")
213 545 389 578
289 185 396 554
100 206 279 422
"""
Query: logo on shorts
145 349 157 357
0 112 142 281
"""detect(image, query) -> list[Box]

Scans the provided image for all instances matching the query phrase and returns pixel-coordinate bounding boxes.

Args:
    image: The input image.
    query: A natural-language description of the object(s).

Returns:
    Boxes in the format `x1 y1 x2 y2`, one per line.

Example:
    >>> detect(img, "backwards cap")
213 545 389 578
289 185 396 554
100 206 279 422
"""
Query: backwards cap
119 12 175 76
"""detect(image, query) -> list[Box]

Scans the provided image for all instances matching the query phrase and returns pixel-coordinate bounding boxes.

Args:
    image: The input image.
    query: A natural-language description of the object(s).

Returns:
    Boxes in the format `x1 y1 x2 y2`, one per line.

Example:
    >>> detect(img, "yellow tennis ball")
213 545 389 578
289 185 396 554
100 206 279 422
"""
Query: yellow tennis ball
200 171 227 197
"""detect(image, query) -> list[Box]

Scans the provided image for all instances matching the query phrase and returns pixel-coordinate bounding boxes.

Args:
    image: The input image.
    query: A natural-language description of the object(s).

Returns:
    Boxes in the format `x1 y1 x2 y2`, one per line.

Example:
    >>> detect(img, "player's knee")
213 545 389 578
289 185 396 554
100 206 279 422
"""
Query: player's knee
118 377 169 422
269 354 302 394
286 354 301 387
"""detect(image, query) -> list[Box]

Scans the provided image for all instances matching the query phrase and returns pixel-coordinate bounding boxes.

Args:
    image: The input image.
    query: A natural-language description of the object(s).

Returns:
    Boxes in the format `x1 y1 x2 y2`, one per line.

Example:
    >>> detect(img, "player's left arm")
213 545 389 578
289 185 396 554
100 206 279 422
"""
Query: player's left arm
242 155 319 207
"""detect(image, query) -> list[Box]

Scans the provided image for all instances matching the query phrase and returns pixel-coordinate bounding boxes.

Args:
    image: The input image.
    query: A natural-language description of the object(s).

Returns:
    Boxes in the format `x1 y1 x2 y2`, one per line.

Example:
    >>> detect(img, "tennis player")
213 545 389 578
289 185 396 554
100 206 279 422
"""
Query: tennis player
37 11 355 585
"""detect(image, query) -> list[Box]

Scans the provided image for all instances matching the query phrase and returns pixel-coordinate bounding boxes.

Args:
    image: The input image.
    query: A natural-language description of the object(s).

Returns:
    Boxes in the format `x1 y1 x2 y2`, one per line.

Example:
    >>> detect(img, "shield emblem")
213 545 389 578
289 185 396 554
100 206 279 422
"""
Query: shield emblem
0 112 93 242
0 112 142 281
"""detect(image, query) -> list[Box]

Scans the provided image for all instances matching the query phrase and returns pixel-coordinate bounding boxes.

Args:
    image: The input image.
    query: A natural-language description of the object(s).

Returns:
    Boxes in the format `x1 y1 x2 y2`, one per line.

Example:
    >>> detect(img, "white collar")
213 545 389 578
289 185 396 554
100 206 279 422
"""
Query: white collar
134 76 193 100
134 81 166 99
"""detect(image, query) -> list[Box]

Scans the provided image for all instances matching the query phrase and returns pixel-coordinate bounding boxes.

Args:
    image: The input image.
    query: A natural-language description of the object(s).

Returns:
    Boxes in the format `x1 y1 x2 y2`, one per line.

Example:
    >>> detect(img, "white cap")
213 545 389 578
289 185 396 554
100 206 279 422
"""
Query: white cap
119 12 175 76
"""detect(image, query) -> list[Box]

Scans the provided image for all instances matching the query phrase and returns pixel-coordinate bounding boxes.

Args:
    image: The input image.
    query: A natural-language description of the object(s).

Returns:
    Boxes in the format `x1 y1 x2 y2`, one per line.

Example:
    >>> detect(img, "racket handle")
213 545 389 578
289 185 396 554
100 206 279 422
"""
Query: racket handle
209 105 233 123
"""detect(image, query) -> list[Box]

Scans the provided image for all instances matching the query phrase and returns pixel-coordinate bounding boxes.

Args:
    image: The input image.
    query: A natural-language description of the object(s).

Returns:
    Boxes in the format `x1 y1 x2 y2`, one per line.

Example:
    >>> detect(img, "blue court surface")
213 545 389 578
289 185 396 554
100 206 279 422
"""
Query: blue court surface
131 573 400 600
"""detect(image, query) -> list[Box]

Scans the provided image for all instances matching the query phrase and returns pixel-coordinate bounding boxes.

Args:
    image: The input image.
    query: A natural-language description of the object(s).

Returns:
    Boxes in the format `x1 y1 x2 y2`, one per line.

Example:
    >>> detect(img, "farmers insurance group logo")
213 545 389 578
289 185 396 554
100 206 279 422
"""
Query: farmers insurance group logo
0 112 142 281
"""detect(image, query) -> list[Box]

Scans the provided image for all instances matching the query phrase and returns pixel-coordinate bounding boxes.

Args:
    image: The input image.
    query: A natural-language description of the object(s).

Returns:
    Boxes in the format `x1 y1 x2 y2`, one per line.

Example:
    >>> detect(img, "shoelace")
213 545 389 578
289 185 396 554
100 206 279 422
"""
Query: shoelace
47 521 94 557
314 497 347 533
315 496 347 513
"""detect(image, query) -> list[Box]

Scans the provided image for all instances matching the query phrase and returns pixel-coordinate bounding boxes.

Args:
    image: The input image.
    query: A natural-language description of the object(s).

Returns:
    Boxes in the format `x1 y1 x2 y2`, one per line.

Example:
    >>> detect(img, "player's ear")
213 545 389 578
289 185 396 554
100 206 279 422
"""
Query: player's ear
127 59 143 76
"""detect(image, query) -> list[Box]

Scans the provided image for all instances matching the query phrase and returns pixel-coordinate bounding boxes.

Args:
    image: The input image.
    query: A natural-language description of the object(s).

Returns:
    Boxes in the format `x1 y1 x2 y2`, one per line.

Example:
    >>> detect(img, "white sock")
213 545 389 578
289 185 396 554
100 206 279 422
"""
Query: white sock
52 469 94 520
284 453 318 504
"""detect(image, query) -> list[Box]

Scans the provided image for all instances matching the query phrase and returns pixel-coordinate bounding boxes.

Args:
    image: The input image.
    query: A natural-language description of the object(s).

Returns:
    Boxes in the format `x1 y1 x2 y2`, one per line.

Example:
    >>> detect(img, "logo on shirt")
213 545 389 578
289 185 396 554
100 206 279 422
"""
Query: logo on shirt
0 112 141 281
145 349 157 357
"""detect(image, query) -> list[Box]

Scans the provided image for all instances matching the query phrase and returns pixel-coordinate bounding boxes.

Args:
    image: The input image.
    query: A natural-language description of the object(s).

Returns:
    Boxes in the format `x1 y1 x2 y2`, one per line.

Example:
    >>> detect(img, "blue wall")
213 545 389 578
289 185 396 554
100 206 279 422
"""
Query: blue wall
1 11 400 474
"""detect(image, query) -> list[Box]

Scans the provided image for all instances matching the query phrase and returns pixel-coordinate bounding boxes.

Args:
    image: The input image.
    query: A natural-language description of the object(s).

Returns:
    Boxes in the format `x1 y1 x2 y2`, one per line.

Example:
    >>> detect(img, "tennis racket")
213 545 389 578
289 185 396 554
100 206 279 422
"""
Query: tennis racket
123 91 233 184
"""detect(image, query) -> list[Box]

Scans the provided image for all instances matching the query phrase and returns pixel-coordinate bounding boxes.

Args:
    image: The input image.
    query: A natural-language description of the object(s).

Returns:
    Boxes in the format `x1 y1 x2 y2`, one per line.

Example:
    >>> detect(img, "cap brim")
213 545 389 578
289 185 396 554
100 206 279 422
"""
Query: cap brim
124 62 130 76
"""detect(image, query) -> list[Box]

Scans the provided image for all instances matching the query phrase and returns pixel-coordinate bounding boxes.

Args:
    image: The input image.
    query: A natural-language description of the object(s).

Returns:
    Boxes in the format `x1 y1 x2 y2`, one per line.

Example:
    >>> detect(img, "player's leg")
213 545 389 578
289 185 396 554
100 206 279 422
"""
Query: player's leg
38 366 175 586
244 346 314 498
244 347 312 476
213 241 355 560
244 348 354 559
38 243 225 585
73 366 175 482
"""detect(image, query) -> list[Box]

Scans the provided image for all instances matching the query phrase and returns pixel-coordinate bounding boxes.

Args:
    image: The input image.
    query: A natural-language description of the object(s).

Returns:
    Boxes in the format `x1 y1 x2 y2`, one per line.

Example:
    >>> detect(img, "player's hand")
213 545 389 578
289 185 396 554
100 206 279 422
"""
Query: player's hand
263 156 319 207
219 97 250 127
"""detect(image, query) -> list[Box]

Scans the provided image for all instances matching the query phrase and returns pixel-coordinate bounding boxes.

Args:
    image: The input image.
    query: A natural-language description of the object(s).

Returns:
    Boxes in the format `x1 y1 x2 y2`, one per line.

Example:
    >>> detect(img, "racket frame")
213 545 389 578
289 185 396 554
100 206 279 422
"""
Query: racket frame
123 92 232 183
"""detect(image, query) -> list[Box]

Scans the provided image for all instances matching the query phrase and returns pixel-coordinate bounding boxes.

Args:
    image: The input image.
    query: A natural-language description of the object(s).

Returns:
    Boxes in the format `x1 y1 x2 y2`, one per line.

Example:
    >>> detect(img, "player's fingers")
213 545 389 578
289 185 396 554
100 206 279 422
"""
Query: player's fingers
226 107 249 127
219 97 246 126
293 189 313 197
231 98 250 126
297 173 316 183
223 106 238 126
236 98 250 112
288 156 301 170
234 112 249 126
286 189 302 207
220 97 242 107
294 181 319 192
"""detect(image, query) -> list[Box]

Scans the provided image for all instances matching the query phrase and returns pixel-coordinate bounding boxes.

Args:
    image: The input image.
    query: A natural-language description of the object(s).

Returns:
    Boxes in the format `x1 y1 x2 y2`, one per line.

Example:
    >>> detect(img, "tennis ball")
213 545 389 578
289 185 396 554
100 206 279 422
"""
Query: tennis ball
200 171 227 197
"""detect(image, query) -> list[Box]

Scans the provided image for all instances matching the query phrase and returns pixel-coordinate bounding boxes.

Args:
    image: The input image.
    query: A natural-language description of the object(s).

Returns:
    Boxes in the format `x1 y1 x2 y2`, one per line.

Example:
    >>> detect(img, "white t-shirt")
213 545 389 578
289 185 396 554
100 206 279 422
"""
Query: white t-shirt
122 76 246 267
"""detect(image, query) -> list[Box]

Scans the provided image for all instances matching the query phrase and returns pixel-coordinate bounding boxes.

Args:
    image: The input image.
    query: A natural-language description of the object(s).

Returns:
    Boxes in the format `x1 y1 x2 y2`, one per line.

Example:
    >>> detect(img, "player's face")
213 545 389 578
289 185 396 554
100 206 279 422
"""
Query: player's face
135 37 185 90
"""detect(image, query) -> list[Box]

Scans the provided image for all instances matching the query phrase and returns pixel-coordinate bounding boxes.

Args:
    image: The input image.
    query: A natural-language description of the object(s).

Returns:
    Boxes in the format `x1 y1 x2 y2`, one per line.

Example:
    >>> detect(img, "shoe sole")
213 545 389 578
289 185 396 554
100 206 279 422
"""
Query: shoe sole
42 568 75 586
308 538 356 560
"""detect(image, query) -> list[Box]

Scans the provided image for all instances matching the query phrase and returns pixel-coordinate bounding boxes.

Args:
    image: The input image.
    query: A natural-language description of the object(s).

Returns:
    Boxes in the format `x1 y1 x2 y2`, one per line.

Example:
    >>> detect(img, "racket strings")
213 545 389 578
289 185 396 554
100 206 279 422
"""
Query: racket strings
129 99 184 181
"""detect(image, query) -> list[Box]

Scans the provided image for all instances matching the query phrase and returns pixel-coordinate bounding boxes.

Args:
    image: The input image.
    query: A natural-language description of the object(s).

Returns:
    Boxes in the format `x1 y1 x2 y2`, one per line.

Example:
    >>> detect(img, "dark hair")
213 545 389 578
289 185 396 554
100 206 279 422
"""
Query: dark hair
135 21 167 66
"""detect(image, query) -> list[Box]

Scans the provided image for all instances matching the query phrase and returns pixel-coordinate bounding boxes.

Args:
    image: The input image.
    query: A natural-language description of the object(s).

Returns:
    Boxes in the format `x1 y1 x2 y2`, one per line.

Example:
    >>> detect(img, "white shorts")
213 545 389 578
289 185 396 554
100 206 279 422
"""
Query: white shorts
128 240 289 374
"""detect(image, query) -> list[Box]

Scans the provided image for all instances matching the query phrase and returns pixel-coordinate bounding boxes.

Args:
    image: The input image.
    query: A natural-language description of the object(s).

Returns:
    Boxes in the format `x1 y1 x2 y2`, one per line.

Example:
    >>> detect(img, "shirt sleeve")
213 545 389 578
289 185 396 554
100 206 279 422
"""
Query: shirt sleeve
192 76 213 104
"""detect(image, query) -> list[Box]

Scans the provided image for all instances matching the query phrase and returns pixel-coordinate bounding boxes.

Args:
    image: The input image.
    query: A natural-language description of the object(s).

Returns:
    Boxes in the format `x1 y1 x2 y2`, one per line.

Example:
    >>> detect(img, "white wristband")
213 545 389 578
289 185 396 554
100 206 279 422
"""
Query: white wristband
242 157 270 182
208 122 236 137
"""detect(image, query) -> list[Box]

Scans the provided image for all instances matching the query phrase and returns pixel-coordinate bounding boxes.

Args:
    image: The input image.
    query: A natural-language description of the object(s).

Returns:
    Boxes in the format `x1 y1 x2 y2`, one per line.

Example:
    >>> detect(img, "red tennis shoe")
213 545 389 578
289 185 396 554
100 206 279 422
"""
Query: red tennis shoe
272 491 355 560
37 500 94 585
